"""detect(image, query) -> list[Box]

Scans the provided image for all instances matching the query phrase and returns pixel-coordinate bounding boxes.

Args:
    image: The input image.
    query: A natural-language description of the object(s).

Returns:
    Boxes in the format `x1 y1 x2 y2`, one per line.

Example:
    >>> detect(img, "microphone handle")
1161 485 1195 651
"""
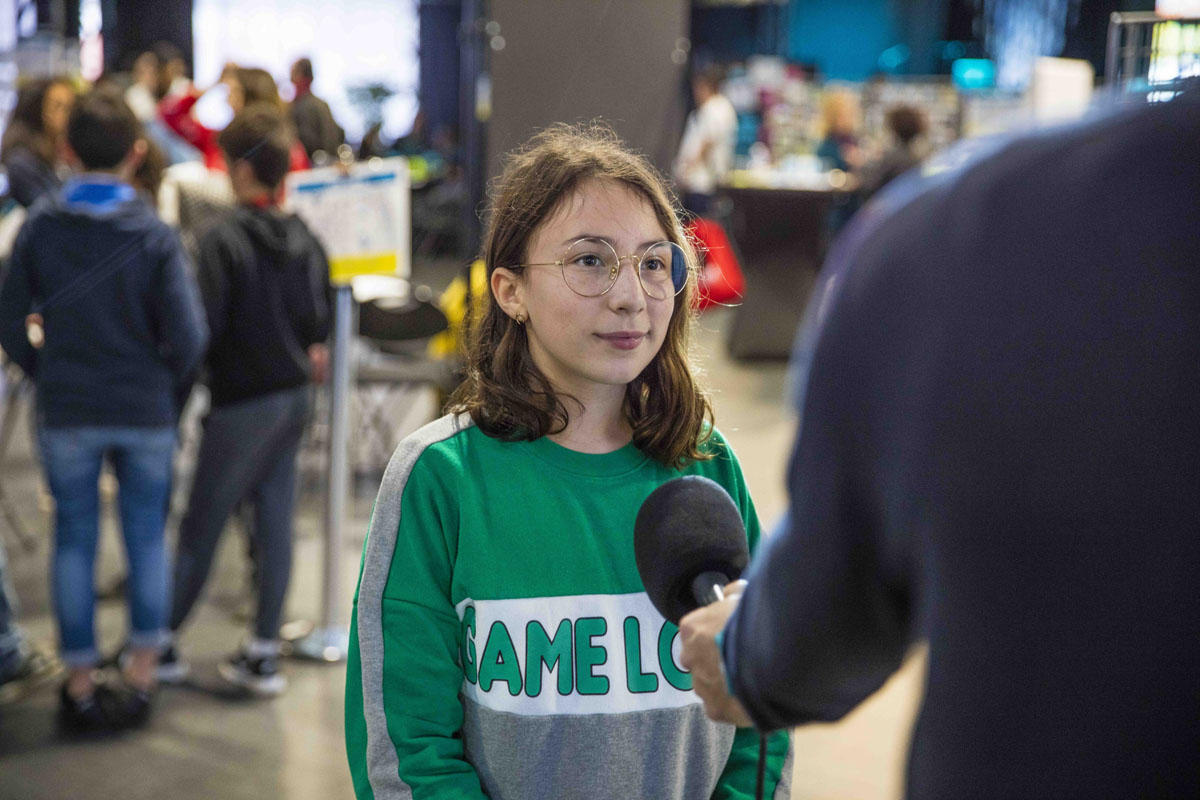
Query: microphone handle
691 571 731 607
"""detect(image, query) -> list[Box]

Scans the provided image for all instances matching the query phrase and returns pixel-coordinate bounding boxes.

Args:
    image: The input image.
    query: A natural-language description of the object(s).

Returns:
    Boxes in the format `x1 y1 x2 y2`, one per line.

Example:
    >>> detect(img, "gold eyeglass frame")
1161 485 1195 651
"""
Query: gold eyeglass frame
516 237 689 300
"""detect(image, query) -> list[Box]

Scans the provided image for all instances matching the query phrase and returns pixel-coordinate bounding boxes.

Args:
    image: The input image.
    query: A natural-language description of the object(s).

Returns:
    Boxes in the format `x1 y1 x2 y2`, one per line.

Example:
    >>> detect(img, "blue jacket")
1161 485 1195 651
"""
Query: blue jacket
0 176 208 427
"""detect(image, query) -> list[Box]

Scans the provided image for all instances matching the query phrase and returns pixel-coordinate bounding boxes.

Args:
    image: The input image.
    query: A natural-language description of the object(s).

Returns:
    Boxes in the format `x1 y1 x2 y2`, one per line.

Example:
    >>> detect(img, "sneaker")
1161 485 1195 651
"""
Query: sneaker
114 642 190 685
155 643 190 685
0 645 63 705
218 651 287 696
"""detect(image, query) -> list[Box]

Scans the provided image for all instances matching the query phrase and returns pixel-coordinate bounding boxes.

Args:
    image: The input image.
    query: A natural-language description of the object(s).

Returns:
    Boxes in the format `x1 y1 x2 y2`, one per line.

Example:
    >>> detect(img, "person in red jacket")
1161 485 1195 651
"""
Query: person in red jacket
159 64 309 174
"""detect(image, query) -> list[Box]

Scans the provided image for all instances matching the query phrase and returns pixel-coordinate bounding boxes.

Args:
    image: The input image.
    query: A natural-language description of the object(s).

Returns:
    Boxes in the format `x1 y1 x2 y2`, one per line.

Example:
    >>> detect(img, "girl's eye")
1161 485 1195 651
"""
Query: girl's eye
572 253 607 269
642 256 667 272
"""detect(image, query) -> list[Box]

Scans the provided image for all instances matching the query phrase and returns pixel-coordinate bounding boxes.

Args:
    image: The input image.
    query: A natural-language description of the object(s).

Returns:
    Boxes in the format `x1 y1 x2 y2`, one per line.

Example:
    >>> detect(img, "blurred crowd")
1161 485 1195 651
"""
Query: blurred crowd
0 51 341 733
673 62 936 229
2 48 340 214
0 43 943 741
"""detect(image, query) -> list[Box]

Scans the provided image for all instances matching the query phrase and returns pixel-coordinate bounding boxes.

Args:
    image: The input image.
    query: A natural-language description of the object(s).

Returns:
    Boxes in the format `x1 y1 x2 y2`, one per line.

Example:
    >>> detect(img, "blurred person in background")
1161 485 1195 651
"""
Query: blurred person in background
0 539 29 689
858 104 929 202
815 88 863 174
165 106 329 696
673 64 737 217
160 64 309 173
1 77 75 209
0 91 207 731
236 67 283 111
0 538 60 702
89 82 169 209
1 80 87 694
237 67 311 172
159 61 242 171
289 57 344 165
154 41 191 100
119 44 203 166
131 135 168 207
817 88 865 232
125 51 160 122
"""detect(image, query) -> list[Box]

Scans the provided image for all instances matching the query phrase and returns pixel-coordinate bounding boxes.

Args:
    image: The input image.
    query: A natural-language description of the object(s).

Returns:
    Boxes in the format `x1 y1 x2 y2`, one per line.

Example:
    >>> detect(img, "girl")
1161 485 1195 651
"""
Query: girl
0 76 75 208
345 124 790 799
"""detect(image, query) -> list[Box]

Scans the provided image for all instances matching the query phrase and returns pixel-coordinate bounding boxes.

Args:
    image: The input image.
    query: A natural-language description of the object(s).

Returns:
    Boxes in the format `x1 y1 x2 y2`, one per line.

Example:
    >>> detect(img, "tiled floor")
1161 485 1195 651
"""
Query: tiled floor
0 306 924 800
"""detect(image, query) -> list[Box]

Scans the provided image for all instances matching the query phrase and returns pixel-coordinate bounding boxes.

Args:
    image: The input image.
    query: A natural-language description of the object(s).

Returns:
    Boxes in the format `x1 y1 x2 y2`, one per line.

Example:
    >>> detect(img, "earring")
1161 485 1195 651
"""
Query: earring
515 311 525 324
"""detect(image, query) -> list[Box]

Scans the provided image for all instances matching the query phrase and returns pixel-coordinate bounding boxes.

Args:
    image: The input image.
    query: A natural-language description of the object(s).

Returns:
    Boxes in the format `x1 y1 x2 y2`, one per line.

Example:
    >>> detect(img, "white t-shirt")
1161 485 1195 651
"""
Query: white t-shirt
673 93 738 195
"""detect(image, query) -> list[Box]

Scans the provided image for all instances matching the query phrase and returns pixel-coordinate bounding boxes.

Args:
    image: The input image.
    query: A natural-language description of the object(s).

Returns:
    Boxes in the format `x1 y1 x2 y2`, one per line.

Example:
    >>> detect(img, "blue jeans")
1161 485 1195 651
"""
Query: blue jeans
38 425 176 668
0 537 26 680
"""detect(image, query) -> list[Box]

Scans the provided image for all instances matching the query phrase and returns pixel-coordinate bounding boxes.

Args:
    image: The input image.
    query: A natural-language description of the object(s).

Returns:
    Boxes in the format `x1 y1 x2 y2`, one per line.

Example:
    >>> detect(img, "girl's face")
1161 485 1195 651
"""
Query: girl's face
508 177 675 403
42 83 74 139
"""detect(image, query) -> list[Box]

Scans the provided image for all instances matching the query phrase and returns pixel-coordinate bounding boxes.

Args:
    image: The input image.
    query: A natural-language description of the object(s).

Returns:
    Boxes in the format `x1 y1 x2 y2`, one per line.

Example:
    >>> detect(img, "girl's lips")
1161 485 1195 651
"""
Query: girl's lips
596 332 646 350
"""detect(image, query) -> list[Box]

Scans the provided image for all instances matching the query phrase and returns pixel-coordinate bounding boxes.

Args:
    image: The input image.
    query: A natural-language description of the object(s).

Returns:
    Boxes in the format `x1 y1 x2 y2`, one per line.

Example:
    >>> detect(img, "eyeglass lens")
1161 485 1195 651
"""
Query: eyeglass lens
561 238 688 298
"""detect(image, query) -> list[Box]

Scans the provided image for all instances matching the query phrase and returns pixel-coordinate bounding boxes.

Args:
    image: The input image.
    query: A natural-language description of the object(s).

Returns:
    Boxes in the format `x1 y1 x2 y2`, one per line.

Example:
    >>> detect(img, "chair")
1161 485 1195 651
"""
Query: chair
344 280 454 476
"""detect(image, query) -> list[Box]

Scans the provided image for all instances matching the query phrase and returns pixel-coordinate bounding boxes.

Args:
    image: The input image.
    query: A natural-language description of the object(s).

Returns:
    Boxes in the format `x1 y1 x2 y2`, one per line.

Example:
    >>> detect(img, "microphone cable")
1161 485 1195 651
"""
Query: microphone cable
756 731 767 800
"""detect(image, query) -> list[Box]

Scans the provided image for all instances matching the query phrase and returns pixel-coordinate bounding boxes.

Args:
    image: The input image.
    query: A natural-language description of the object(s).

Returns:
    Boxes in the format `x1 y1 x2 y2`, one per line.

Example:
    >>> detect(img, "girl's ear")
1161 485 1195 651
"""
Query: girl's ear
490 267 525 323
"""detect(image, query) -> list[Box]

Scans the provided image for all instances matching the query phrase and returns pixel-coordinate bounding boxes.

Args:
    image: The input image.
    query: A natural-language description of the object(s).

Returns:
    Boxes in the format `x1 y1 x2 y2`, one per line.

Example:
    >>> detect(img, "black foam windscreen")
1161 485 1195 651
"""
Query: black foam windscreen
634 476 750 624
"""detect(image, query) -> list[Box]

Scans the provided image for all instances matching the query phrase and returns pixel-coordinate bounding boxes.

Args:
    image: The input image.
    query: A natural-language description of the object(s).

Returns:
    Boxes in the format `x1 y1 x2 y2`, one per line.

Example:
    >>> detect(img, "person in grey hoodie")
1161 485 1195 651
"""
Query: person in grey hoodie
0 90 208 731
165 106 331 696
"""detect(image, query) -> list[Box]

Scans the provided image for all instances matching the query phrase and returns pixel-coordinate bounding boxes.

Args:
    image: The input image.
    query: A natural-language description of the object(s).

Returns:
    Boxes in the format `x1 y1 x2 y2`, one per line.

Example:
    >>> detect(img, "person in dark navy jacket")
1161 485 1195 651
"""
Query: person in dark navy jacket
0 90 207 731
681 87 1200 799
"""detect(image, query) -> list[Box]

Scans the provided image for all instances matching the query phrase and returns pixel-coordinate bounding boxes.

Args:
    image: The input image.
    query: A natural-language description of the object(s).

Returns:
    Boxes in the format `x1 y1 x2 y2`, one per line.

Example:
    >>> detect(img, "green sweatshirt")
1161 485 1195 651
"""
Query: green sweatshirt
346 413 791 799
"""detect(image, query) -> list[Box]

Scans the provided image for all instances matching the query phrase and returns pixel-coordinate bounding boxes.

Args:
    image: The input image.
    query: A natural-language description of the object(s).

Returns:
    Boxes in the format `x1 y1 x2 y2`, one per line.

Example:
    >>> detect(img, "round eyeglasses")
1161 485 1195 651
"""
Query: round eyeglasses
517 238 689 300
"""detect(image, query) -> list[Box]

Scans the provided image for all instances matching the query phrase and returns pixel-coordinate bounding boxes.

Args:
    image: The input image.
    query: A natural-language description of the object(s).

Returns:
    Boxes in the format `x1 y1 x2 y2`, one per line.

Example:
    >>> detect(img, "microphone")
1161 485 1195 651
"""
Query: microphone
634 476 750 624
636 477 770 800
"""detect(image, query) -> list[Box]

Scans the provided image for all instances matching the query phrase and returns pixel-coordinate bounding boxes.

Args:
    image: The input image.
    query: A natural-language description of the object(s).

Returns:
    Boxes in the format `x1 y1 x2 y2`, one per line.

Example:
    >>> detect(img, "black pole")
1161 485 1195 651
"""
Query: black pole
458 0 486 265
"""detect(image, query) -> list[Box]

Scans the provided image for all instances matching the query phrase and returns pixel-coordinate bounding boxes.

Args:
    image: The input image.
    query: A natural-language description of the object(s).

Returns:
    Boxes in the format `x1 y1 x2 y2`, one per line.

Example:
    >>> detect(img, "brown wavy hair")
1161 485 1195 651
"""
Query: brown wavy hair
234 68 280 109
1 76 73 166
447 122 715 467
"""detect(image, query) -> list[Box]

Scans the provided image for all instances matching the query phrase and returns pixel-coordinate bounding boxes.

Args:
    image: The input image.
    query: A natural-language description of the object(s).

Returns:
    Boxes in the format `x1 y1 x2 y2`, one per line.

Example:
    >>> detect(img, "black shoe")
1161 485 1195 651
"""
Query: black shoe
218 651 286 696
107 680 154 727
58 682 125 733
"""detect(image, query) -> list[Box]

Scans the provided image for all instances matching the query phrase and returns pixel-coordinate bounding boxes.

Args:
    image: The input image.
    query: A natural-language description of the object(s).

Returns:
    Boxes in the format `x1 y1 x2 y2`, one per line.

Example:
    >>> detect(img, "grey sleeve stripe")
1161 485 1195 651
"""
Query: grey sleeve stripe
356 413 473 799
773 736 795 799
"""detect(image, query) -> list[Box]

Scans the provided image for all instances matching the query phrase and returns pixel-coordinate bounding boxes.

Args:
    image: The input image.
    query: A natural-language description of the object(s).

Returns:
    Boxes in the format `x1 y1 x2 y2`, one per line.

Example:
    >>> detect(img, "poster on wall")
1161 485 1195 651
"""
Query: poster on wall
283 158 411 285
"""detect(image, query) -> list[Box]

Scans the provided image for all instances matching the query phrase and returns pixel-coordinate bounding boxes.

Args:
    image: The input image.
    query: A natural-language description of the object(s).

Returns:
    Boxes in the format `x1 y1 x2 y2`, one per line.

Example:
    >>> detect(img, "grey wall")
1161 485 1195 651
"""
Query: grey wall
486 0 690 184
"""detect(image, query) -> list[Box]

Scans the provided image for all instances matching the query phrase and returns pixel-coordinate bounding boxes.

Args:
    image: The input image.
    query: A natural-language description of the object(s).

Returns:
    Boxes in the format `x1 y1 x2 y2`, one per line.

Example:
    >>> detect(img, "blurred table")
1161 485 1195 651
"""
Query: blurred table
720 185 853 360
